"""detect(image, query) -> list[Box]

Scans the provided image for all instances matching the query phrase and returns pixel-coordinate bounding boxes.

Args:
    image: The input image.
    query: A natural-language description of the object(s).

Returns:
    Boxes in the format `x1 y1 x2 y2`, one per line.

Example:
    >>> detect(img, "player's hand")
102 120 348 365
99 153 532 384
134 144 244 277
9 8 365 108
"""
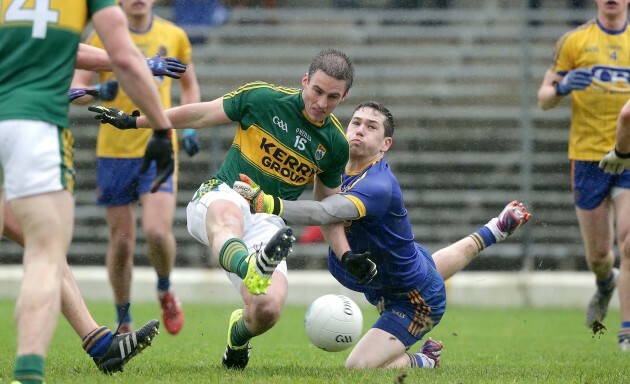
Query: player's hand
88 106 139 129
182 129 200 157
68 87 100 102
233 173 283 215
342 251 377 285
599 148 630 174
146 54 187 79
555 68 593 96
141 129 175 193
96 79 119 101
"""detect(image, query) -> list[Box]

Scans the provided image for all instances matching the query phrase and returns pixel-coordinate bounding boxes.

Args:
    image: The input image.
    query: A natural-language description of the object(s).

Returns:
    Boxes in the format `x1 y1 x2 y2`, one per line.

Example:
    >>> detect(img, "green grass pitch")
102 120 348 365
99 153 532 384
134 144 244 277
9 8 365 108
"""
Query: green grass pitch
1 300 628 383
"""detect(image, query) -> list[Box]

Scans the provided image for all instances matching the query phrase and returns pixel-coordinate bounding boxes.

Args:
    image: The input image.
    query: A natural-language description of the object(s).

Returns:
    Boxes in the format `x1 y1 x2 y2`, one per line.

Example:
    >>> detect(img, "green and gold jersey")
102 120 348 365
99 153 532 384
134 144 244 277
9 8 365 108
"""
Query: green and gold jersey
216 81 349 201
0 0 114 127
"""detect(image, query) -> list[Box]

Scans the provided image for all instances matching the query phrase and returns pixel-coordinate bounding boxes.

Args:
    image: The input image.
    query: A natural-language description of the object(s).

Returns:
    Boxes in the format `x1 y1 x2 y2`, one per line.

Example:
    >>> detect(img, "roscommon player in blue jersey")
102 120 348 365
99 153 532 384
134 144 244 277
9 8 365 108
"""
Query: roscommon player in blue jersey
234 101 531 368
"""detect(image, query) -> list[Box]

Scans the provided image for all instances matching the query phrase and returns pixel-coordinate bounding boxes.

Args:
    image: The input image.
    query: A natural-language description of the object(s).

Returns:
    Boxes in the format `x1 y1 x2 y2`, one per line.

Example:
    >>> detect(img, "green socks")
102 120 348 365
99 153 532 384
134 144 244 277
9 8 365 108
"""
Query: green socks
13 354 44 384
219 238 250 279
230 317 254 348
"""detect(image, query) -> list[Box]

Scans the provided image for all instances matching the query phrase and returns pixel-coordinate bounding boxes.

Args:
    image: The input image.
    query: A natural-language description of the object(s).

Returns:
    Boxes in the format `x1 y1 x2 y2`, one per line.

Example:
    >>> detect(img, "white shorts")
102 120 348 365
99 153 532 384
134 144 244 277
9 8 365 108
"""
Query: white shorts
0 120 75 201
186 181 288 290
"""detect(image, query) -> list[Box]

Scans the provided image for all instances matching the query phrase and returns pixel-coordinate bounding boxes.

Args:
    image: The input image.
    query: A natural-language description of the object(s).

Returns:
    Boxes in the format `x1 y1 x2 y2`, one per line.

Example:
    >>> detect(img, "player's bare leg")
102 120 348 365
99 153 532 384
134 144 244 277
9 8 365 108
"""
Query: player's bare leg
434 201 531 280
613 190 630 350
3 196 24 244
346 328 407 369
105 204 137 333
240 270 288 335
577 200 617 330
12 191 74 357
141 191 183 335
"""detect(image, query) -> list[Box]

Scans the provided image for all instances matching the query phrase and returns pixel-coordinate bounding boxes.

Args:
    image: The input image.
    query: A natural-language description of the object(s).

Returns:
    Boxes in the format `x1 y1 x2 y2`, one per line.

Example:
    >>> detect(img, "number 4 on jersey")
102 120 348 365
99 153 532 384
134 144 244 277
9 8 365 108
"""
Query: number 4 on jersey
5 0 59 39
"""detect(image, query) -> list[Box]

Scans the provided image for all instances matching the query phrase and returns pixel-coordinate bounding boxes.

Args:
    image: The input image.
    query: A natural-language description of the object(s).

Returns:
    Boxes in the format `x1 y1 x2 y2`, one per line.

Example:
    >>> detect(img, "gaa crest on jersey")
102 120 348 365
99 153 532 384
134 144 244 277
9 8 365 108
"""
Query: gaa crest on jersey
315 144 327 160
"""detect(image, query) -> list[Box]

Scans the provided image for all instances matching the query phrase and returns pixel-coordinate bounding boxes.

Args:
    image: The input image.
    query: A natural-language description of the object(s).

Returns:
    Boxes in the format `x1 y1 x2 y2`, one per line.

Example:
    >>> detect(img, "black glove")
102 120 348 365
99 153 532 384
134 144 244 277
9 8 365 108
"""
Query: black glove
88 106 139 129
341 251 377 285
141 129 175 193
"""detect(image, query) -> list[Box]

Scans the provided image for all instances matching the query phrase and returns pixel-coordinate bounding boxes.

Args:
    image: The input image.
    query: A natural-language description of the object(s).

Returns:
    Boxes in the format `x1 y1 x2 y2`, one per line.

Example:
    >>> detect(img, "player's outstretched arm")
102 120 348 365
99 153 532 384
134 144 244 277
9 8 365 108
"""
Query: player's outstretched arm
89 98 231 130
76 44 187 79
233 173 360 224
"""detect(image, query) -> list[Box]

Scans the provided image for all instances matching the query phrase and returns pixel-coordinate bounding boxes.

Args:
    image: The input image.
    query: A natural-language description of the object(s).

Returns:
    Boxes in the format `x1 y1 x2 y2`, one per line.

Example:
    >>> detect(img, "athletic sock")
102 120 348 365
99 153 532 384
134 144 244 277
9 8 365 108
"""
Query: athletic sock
596 270 616 294
115 302 132 324
219 238 250 279
13 354 45 384
408 352 435 368
468 226 497 252
157 275 171 297
82 326 114 358
621 321 630 330
230 317 254 348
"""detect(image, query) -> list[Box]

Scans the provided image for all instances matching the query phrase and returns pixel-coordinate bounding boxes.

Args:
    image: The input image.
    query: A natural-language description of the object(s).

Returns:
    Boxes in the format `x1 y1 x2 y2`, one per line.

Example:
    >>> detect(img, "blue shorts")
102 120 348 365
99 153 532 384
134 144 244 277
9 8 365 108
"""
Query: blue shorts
572 160 630 210
96 157 174 206
366 247 447 349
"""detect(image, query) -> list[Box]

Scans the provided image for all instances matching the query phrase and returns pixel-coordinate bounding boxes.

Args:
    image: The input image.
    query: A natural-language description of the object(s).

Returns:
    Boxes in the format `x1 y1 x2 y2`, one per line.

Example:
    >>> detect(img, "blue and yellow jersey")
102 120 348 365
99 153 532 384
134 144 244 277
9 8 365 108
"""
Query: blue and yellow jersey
217 81 349 201
327 156 429 295
87 15 192 158
0 0 114 127
551 19 630 161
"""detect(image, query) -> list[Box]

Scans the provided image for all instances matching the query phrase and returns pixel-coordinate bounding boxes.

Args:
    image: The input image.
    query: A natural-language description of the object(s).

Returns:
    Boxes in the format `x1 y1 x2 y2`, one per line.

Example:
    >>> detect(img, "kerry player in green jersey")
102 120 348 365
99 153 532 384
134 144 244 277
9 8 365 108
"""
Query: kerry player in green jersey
89 49 370 369
0 1 176 382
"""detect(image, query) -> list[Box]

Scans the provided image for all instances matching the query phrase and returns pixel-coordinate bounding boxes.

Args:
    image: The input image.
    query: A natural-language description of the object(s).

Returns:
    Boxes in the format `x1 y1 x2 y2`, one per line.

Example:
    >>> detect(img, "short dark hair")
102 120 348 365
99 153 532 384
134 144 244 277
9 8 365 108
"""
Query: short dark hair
308 49 355 91
352 101 395 138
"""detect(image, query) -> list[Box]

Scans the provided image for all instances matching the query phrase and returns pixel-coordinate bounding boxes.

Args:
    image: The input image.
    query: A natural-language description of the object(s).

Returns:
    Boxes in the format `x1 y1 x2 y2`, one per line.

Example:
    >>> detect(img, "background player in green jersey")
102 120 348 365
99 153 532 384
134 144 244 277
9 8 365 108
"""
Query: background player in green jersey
0 1 175 382
89 49 372 370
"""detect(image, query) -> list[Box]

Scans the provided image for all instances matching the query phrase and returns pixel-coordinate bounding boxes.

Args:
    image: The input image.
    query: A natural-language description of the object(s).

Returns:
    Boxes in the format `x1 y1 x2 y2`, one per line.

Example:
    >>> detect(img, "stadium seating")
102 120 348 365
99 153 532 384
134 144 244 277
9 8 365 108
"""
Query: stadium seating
0 2 595 272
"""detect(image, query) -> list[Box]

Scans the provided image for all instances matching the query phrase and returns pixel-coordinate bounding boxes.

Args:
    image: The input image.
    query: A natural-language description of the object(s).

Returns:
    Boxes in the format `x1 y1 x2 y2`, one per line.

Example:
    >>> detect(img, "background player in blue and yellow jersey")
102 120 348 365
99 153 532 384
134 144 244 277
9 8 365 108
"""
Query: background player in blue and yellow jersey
0 0 175 382
88 49 355 370
537 0 630 350
233 101 531 369
72 0 200 336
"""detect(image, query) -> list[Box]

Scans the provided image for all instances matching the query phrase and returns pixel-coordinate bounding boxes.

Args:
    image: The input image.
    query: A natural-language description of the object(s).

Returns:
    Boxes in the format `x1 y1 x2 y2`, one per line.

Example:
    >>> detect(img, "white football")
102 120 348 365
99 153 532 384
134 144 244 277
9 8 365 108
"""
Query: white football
304 294 363 352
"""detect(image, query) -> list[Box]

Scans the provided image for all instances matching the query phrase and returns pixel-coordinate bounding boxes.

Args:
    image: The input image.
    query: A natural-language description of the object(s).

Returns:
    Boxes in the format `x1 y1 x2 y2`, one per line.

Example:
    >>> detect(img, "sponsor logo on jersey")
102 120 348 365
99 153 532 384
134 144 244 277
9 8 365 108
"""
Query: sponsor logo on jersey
236 125 318 185
315 144 327 160
591 65 630 93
